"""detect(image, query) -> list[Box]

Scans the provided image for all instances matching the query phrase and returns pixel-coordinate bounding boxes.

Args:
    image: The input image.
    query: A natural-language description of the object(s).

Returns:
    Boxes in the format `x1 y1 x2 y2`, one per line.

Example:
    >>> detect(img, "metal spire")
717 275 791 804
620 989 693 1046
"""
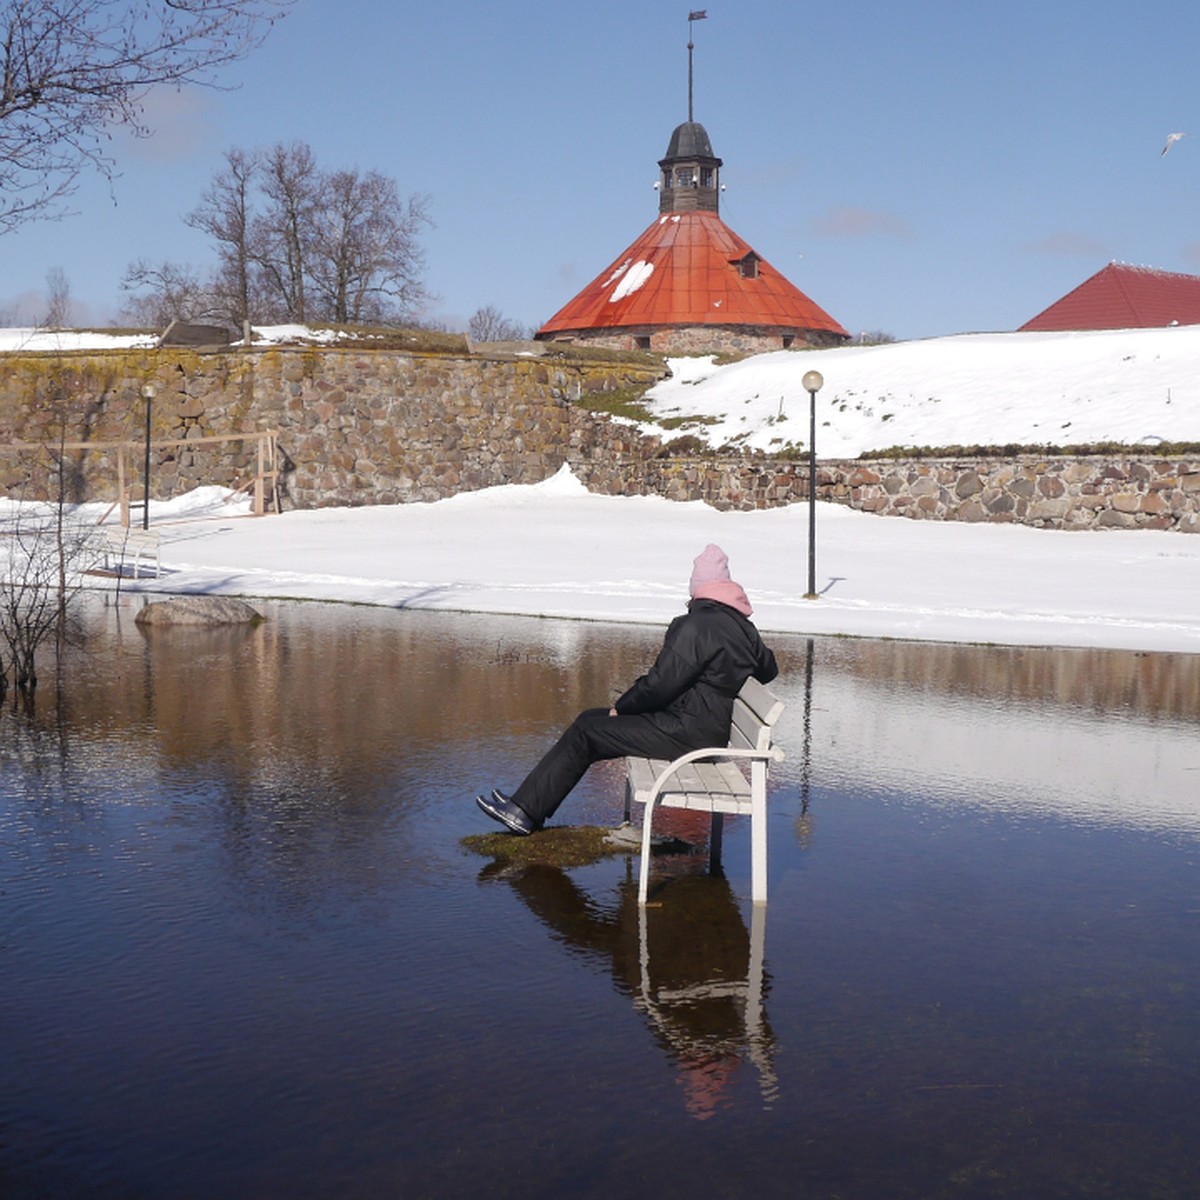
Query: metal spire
687 10 707 122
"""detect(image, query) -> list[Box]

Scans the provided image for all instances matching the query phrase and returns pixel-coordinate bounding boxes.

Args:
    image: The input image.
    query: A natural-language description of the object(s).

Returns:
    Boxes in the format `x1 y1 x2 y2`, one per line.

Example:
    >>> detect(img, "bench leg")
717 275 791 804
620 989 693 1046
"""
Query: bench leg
750 779 768 904
708 812 724 872
637 796 658 905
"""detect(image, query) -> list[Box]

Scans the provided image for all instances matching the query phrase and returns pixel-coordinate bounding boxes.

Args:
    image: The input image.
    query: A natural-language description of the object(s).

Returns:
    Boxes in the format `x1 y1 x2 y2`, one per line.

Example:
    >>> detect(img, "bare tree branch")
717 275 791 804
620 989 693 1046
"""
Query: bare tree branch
0 0 293 232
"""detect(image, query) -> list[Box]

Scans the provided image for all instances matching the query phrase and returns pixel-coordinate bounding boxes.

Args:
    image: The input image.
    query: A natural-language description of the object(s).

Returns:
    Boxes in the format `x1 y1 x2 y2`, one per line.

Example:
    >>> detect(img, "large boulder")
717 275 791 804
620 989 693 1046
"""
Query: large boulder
134 596 264 628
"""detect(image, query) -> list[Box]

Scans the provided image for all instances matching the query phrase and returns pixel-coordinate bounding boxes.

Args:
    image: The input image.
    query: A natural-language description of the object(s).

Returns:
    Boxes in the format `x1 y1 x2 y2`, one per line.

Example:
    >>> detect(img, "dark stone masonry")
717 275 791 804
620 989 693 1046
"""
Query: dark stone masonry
588 454 1200 532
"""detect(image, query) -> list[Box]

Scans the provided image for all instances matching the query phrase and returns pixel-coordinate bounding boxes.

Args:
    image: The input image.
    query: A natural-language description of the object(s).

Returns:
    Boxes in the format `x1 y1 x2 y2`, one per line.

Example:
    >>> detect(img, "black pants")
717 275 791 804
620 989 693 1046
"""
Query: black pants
512 707 694 826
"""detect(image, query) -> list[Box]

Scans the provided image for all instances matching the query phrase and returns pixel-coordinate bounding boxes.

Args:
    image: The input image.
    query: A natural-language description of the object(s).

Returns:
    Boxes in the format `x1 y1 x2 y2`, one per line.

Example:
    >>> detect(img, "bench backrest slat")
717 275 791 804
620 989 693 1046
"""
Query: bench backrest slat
728 677 784 752
737 675 786 727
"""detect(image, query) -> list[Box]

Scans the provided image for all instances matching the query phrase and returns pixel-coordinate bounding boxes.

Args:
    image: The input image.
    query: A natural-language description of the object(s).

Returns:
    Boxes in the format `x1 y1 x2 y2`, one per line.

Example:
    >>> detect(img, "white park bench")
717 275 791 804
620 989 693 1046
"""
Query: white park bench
97 525 162 578
624 676 786 906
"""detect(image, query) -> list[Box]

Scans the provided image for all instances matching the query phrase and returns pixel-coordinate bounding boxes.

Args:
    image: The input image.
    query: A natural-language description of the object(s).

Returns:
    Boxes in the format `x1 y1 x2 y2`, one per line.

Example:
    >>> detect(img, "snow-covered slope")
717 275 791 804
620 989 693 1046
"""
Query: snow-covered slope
640 327 1200 457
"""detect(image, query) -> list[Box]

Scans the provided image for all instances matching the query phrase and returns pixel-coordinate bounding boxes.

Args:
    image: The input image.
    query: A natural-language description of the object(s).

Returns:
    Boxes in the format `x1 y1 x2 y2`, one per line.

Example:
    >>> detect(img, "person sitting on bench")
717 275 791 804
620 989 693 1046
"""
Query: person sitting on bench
476 544 779 835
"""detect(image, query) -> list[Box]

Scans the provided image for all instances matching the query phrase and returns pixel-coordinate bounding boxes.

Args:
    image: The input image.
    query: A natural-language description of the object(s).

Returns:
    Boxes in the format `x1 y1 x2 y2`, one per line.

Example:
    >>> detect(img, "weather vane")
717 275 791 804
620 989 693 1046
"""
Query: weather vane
687 9 707 123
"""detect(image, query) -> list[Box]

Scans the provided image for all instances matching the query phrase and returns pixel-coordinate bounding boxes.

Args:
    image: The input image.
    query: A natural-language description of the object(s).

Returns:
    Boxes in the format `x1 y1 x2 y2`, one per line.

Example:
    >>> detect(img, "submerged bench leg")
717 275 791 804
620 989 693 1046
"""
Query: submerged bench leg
637 798 657 904
708 812 724 872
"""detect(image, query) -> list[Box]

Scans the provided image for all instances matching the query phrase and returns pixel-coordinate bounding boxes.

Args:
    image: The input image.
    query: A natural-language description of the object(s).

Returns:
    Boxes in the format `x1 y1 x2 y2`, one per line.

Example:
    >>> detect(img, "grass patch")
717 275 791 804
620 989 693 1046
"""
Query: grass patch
534 342 664 366
462 825 631 869
655 435 709 456
573 384 659 423
860 440 1200 460
660 414 719 430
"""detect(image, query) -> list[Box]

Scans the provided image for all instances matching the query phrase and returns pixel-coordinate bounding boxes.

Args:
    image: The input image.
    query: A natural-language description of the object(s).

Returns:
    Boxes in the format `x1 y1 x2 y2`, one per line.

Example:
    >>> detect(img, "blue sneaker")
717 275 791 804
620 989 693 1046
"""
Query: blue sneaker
476 789 537 836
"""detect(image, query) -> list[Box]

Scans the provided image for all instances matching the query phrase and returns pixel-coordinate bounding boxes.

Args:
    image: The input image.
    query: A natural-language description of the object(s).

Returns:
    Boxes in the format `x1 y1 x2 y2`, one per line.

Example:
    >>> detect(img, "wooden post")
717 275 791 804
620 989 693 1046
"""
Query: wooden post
254 434 265 516
269 433 281 515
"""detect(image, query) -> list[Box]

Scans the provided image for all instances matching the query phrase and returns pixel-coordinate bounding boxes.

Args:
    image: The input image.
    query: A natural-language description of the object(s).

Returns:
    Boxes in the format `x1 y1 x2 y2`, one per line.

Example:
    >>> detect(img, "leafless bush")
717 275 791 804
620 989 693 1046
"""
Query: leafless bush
0 502 97 702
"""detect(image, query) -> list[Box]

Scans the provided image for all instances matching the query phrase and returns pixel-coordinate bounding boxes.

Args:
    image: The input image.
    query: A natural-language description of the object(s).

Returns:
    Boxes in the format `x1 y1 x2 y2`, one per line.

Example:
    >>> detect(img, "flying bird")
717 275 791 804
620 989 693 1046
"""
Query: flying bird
1161 132 1187 156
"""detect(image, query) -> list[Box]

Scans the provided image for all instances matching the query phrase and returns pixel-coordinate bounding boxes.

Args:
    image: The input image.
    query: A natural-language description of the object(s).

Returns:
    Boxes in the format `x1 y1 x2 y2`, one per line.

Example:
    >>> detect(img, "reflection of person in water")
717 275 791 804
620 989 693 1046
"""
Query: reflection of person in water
486 861 777 1119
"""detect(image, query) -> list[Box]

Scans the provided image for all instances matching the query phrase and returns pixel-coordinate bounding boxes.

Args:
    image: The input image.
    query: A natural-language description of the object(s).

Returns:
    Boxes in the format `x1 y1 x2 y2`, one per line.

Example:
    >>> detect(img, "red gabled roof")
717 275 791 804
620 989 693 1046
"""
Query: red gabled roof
1020 262 1200 332
538 209 848 337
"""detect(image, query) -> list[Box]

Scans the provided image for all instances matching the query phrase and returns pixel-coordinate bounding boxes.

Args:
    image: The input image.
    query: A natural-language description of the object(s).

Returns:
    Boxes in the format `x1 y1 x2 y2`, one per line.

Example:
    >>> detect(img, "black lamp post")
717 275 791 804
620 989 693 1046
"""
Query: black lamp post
141 384 155 530
801 369 824 599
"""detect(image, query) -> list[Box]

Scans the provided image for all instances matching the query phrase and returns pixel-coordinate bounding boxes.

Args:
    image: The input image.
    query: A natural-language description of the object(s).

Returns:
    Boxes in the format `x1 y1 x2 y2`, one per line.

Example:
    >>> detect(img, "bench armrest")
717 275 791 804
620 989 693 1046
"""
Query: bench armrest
647 744 784 804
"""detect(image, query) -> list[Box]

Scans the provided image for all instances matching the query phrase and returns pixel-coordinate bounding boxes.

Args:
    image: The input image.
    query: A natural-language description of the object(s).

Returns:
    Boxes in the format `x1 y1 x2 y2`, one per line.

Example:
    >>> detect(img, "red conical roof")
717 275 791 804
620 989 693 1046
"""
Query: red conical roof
1020 262 1200 331
538 209 848 338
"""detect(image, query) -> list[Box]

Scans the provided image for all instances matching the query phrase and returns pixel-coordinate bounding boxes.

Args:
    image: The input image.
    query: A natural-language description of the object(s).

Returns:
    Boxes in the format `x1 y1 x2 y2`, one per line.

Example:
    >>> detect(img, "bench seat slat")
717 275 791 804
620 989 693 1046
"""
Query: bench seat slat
626 756 753 805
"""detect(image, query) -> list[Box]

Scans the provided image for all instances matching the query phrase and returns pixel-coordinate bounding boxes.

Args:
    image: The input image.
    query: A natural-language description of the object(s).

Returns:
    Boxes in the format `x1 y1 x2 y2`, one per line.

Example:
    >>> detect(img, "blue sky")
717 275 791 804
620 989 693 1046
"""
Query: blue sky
2 0 1198 340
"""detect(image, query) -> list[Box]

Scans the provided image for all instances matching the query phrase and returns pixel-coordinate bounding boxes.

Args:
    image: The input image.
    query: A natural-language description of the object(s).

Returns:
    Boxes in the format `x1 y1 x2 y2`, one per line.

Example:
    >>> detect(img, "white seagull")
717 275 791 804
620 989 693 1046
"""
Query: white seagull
1161 132 1187 156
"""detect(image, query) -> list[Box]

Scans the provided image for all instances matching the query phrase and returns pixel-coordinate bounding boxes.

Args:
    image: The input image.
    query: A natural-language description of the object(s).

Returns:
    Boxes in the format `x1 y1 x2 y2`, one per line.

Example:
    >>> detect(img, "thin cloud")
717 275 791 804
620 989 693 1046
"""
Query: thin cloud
734 156 807 191
809 206 914 240
1024 231 1110 258
113 86 217 162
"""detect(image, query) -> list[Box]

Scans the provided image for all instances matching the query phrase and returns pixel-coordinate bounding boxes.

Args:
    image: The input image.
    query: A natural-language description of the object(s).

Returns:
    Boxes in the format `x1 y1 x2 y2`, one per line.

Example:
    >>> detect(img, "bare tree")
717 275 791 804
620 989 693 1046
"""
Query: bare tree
468 305 529 342
0 0 294 234
0 503 94 701
185 146 259 325
251 140 319 322
308 169 430 324
127 140 432 326
118 258 217 326
42 265 71 327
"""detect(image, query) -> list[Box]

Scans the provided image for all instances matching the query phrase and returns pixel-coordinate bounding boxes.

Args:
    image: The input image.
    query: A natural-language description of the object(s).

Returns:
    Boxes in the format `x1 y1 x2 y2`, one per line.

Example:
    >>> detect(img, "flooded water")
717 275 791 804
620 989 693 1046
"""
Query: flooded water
2 599 1199 1199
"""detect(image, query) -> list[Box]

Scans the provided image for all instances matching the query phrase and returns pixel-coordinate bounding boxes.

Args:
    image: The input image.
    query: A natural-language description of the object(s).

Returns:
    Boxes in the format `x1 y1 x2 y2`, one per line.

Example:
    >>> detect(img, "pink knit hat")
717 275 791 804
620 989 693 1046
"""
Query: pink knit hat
689 544 752 616
690 544 730 589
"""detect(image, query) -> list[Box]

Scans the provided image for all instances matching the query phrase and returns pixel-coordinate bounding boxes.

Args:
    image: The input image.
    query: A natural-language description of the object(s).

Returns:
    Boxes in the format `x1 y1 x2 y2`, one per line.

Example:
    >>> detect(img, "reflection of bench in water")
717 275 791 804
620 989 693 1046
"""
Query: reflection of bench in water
625 677 786 905
637 894 777 1116
97 526 161 578
500 862 779 1117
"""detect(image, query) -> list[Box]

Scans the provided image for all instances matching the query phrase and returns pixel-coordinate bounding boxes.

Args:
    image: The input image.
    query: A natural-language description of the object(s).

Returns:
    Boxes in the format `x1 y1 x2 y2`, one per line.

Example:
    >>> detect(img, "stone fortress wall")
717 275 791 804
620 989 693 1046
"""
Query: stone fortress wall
581 453 1200 532
1 342 1197 532
0 341 664 508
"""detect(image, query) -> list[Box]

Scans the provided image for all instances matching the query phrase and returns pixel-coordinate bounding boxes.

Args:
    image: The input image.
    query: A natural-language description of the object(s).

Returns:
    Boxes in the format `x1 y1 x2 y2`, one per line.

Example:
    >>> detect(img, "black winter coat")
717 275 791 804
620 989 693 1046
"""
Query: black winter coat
613 598 778 747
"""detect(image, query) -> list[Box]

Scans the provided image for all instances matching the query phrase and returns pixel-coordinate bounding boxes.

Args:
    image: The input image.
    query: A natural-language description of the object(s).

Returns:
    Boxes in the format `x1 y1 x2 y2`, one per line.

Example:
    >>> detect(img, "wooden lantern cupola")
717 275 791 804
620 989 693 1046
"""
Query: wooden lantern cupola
658 121 722 215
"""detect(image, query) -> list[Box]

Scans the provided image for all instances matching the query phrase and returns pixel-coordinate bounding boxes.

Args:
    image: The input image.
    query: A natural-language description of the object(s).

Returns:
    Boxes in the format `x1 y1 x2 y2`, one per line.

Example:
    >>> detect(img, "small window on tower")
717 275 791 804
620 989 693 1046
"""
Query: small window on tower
700 167 714 188
736 253 760 279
